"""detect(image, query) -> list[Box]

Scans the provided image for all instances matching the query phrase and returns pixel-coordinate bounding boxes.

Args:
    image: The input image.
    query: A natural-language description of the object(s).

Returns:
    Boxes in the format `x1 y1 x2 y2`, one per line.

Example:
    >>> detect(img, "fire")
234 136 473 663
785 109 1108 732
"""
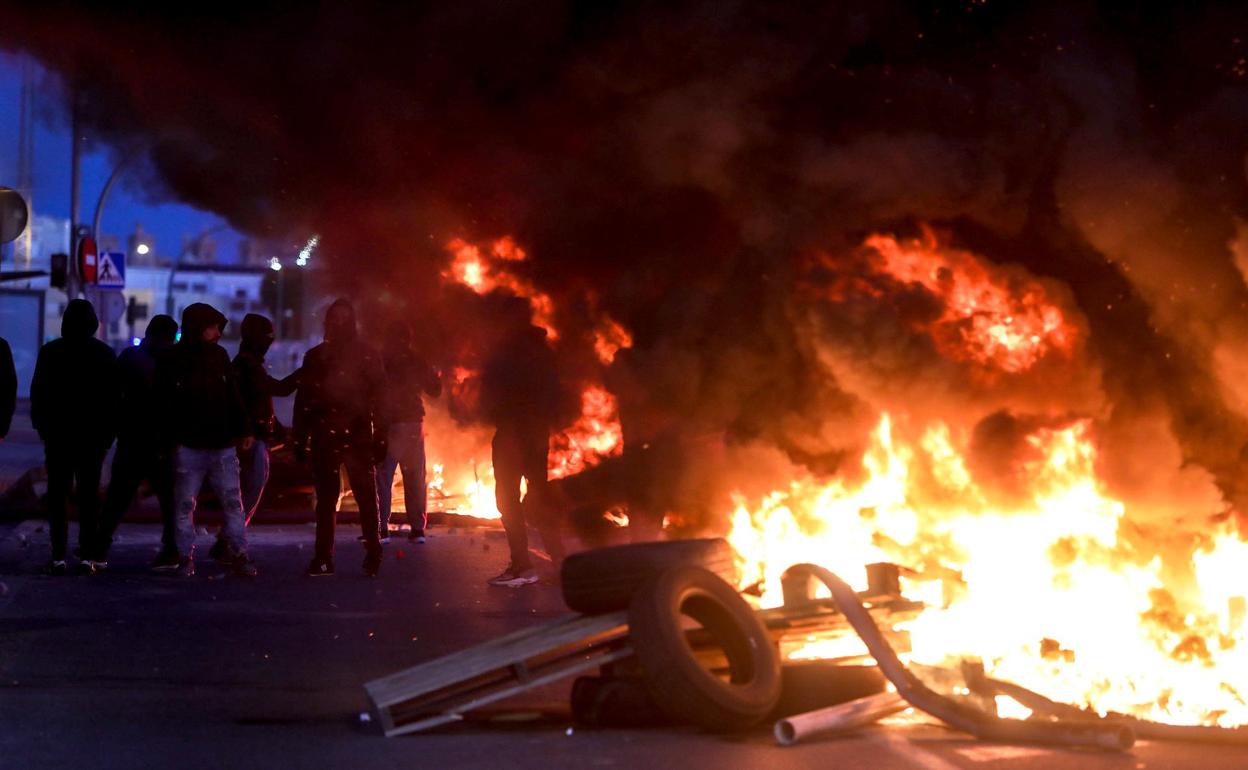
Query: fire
850 229 1076 373
549 385 624 479
593 316 633 365
444 237 559 340
729 414 1248 727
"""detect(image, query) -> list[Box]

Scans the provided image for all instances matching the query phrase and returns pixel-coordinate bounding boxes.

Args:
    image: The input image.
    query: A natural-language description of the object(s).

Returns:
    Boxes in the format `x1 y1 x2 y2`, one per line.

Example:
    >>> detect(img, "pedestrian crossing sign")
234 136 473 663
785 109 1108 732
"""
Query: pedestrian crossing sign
97 251 125 288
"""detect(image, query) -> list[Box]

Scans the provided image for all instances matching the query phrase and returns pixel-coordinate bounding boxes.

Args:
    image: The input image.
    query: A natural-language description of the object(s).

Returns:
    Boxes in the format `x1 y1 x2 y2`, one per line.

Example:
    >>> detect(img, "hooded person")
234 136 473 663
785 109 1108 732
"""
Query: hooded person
205 313 300 559
154 302 255 576
29 299 119 574
479 317 569 588
0 336 15 441
292 298 386 576
95 314 179 565
376 320 441 543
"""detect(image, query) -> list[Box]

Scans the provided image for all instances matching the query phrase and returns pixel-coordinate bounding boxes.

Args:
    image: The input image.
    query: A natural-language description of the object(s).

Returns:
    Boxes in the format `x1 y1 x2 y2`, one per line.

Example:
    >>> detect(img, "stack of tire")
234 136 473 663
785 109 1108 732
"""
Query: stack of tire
560 538 782 732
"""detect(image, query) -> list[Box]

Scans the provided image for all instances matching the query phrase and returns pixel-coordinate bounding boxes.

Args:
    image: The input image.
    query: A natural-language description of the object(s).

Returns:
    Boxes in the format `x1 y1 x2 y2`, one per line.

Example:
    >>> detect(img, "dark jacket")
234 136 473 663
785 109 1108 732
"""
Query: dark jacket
30 299 118 449
381 331 441 424
293 302 384 449
157 304 248 450
0 337 15 439
480 324 566 430
116 316 178 446
233 314 299 442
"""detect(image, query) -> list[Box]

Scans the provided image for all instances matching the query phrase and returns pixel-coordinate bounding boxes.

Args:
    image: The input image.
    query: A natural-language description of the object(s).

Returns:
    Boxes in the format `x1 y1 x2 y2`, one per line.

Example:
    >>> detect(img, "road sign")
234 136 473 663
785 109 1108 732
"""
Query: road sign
78 235 98 284
97 251 125 288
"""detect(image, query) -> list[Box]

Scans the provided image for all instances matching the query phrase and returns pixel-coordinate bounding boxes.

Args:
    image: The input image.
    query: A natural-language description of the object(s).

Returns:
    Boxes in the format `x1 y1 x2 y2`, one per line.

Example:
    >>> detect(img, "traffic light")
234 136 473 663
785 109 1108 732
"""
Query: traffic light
50 252 68 289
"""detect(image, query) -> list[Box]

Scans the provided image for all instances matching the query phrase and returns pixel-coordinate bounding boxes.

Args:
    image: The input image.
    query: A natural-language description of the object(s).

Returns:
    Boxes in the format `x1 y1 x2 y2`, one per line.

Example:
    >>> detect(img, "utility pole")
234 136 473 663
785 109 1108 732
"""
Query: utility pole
68 85 83 299
15 58 34 273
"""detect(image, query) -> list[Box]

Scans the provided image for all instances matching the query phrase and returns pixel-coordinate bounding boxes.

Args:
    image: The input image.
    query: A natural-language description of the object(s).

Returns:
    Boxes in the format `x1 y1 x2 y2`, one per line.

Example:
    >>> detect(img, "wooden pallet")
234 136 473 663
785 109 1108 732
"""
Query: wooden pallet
364 593 920 736
365 610 630 736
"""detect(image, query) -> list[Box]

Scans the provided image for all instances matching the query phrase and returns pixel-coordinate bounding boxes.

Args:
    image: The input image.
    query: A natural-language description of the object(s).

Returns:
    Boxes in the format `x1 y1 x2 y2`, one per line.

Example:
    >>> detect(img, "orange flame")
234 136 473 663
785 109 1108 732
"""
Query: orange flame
729 414 1248 726
858 230 1076 373
549 385 624 479
444 236 558 340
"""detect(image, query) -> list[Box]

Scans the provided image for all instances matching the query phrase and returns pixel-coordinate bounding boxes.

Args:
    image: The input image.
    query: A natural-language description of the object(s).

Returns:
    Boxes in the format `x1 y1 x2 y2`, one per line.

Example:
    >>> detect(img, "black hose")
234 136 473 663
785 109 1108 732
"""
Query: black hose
780 564 1135 752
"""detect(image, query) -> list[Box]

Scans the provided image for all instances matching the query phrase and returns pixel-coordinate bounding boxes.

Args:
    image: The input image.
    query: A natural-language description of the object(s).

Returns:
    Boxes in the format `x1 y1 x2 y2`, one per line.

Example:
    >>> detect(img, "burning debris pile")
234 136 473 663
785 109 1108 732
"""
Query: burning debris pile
9 0 1248 737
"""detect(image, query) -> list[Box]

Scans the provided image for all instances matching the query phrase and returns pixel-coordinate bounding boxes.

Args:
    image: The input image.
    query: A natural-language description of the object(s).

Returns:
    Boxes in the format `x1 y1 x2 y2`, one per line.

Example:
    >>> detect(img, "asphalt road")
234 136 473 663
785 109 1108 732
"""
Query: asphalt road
0 521 1245 770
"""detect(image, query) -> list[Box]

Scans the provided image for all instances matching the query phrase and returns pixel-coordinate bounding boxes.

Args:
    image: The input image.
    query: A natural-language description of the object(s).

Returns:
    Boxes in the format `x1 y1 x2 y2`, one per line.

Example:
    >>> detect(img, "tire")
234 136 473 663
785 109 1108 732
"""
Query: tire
628 566 781 732
560 538 737 615
570 676 668 728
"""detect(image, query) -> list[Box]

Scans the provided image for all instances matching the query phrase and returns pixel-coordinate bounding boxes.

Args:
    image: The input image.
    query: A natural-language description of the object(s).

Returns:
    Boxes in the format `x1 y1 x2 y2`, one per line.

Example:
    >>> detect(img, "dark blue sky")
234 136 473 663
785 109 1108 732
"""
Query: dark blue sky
0 51 242 263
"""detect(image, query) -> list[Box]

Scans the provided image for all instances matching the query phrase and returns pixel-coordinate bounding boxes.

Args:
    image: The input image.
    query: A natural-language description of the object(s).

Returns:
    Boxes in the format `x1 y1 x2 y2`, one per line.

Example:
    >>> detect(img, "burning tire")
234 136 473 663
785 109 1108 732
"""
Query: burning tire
628 565 780 732
560 538 736 615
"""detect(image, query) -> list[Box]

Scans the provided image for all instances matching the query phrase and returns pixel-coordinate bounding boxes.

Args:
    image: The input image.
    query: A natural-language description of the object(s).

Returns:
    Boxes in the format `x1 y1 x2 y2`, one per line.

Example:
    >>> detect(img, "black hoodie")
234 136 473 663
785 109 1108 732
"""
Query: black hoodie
30 299 119 448
116 314 178 446
293 299 384 449
156 303 248 449
233 313 299 442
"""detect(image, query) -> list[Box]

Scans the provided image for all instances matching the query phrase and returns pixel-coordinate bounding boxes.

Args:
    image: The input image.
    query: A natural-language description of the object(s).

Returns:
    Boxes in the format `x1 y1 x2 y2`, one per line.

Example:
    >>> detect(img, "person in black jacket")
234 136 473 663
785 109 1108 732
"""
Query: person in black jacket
156 303 255 577
96 315 179 566
30 299 118 574
292 299 386 577
207 313 299 560
480 319 566 588
0 336 15 441
377 321 440 543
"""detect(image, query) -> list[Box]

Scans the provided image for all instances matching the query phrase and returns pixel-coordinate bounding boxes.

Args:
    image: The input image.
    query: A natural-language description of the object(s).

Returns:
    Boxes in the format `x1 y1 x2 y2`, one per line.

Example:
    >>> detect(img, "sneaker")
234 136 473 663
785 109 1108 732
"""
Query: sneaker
47 560 68 576
232 553 258 578
487 565 539 587
409 533 427 544
358 535 391 545
363 550 382 577
306 558 335 577
208 539 231 564
151 550 182 573
174 557 196 577
78 560 100 576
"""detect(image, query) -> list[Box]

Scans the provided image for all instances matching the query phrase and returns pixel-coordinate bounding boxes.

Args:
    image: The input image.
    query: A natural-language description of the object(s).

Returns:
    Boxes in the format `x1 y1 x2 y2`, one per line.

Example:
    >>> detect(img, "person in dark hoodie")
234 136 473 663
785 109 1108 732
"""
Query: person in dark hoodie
95 315 179 567
0 336 15 442
155 303 255 577
207 313 299 561
292 298 386 577
480 316 567 588
29 299 118 574
377 321 441 543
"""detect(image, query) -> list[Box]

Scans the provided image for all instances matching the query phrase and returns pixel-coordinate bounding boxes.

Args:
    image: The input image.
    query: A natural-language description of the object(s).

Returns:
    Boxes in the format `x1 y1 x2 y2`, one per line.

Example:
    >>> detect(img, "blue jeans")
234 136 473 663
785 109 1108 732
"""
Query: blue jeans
173 446 247 558
239 439 270 525
378 421 427 535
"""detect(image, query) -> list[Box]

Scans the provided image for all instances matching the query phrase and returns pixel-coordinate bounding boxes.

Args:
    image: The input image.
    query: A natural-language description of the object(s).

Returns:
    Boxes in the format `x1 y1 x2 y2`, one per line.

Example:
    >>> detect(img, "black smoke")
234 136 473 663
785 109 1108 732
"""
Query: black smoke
7 1 1248 533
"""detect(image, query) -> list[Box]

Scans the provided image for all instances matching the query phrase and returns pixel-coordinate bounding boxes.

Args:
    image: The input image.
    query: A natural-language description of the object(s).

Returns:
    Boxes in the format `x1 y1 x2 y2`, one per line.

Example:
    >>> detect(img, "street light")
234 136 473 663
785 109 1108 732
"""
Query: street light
136 243 150 256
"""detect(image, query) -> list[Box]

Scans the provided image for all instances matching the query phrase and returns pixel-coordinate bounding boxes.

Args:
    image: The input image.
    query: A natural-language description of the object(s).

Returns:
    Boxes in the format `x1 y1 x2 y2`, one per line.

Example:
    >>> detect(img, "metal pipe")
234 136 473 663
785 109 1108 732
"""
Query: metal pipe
774 691 907 746
779 564 1136 752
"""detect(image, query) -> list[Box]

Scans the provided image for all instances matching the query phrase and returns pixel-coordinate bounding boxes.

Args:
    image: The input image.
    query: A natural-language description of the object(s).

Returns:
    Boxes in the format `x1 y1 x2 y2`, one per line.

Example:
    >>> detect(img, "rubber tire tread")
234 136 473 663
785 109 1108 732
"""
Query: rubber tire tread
628 565 780 732
560 538 736 615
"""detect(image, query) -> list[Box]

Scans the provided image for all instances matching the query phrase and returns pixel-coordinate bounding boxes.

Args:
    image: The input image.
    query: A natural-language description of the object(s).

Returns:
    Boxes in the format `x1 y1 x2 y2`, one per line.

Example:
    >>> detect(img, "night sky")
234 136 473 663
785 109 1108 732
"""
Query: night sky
0 51 243 263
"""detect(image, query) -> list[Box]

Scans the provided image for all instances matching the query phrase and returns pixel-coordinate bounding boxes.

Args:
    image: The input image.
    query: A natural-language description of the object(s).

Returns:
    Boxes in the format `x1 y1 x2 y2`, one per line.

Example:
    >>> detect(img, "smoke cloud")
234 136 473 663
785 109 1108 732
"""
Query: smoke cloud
7 1 1248 539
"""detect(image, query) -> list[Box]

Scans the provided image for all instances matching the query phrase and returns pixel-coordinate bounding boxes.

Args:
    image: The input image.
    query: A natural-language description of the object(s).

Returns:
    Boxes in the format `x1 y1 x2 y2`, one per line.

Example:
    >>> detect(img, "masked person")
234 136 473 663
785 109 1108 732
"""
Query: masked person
377 321 440 543
96 315 179 568
480 319 566 588
156 303 255 577
207 314 299 561
30 299 118 574
292 299 386 577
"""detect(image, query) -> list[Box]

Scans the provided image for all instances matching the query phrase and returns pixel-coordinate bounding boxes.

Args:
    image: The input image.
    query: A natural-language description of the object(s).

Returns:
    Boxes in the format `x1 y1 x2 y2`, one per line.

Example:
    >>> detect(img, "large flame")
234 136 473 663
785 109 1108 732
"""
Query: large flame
728 414 1248 727
424 237 626 518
